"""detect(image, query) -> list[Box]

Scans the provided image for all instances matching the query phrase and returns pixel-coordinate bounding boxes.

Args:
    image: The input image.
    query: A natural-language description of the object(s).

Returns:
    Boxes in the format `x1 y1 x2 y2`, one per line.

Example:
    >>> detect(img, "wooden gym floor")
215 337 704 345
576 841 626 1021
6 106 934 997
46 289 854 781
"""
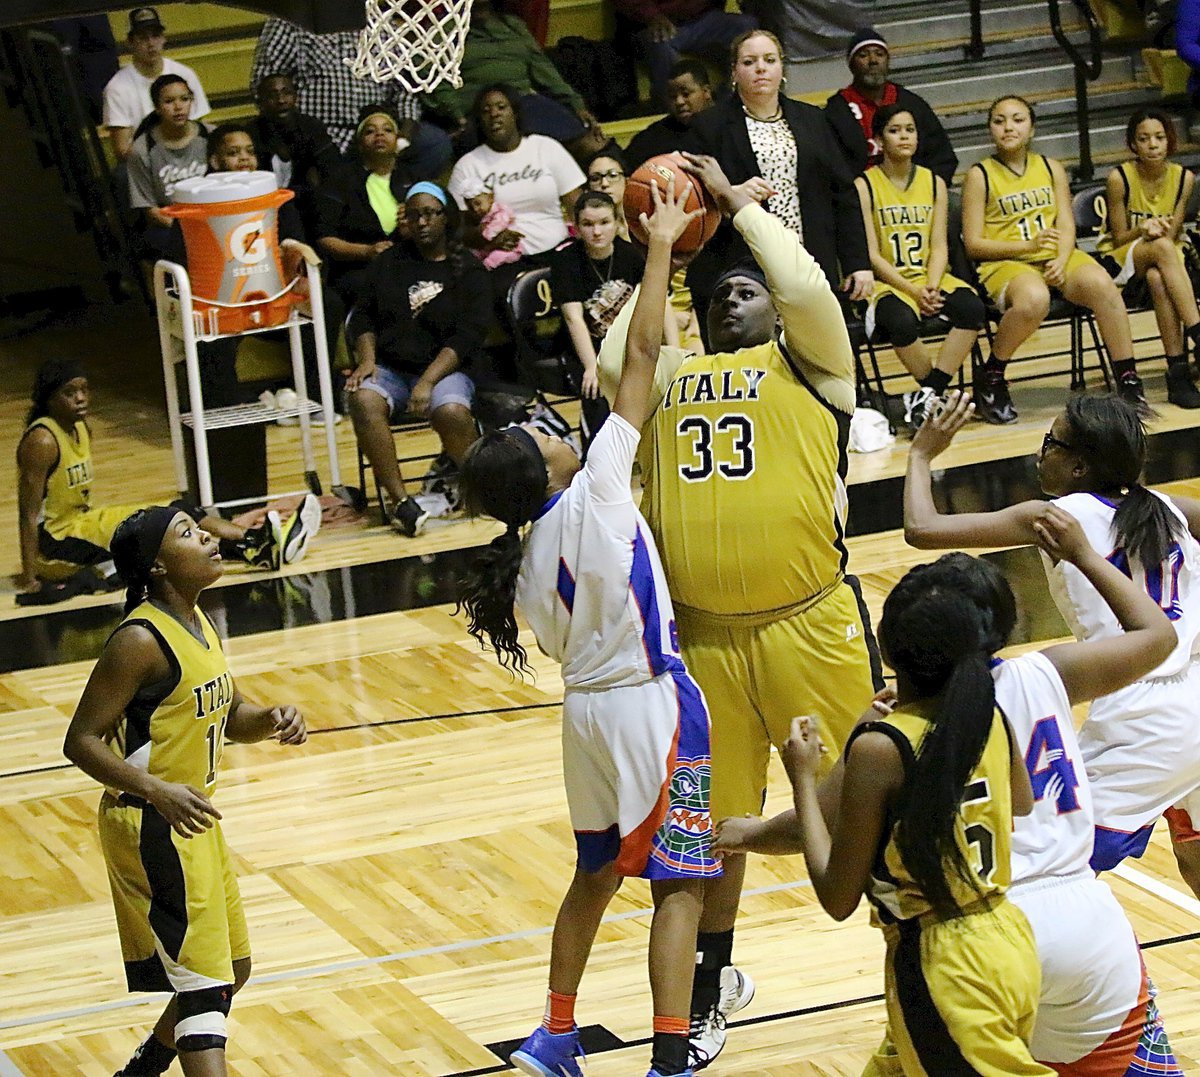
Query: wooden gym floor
2 304 1200 1075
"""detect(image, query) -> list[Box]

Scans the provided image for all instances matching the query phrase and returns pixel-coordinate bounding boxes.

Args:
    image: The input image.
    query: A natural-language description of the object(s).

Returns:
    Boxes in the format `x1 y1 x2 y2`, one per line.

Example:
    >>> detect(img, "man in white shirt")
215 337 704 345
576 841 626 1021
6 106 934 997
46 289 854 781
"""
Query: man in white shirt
102 7 210 161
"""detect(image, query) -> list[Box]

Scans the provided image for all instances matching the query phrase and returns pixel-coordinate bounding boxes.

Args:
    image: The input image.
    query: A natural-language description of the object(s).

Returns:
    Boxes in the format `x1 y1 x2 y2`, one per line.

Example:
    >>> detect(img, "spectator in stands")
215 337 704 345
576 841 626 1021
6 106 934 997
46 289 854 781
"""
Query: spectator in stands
247 73 341 203
625 58 715 170
102 7 209 161
614 0 756 109
824 28 957 184
345 183 490 538
316 105 418 304
422 0 603 154
855 104 984 433
249 17 452 178
1097 108 1200 408
127 74 208 260
448 85 585 298
962 95 1140 422
583 149 629 237
685 28 872 335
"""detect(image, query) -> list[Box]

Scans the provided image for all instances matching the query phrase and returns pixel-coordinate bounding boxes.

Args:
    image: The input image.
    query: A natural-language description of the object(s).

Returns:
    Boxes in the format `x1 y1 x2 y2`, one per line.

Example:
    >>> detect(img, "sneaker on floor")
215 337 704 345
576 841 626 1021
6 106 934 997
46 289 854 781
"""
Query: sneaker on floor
389 496 429 538
280 493 321 565
718 965 755 1019
1117 371 1149 413
647 1069 694 1077
973 372 1018 424
902 386 938 435
1167 365 1200 409
242 513 283 570
112 1035 176 1076
420 454 462 512
510 1026 586 1077
687 1005 725 1072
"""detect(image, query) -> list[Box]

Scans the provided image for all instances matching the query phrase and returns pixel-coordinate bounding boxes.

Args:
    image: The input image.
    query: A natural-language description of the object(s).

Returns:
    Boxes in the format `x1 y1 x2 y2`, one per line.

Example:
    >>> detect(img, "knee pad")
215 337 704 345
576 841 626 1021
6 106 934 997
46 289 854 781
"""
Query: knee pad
175 983 232 1053
874 295 920 347
944 289 986 331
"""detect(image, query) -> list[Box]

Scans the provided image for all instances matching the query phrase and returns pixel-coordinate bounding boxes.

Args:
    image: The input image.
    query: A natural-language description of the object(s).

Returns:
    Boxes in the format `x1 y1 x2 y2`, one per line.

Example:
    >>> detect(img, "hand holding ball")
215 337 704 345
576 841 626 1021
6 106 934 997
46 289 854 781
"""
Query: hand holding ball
624 154 720 254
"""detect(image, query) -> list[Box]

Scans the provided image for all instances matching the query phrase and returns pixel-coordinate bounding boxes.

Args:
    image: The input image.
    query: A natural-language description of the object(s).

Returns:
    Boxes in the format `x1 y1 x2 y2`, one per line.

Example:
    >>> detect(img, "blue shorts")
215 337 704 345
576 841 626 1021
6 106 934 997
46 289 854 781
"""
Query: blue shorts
359 366 474 422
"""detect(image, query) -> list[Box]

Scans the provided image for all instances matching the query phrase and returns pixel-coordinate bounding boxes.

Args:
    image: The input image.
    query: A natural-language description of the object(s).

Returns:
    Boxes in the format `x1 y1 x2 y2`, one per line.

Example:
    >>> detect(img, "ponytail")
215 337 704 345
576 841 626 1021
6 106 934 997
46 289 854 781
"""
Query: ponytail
123 581 150 616
1065 394 1183 568
879 574 998 920
457 526 530 675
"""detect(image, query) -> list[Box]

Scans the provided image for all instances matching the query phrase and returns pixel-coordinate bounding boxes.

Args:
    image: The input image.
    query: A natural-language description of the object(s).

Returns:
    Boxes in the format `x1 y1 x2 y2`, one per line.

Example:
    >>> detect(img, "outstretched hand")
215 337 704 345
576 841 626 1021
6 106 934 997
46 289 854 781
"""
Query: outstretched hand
678 152 739 216
639 172 702 249
911 389 973 461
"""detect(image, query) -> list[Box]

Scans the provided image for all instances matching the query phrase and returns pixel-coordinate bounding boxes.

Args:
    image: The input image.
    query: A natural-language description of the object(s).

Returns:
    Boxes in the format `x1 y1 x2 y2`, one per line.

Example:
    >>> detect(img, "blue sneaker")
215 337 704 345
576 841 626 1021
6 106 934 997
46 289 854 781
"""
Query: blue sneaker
648 1070 694 1077
510 1026 585 1077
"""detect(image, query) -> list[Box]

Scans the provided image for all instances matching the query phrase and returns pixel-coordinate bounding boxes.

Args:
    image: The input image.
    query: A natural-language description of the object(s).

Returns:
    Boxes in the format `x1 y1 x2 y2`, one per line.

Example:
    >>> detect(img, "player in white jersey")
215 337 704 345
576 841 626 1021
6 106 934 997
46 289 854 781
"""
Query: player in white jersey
906 390 1200 901
458 177 719 1077
716 530 1182 1074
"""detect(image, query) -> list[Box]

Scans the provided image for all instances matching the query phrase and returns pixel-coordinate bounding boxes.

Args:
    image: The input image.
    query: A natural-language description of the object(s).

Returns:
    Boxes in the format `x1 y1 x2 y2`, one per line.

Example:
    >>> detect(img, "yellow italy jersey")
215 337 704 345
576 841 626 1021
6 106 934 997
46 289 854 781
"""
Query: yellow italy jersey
864 164 936 284
107 601 233 794
641 341 850 617
976 153 1058 265
26 416 94 533
1097 160 1186 254
863 704 1013 925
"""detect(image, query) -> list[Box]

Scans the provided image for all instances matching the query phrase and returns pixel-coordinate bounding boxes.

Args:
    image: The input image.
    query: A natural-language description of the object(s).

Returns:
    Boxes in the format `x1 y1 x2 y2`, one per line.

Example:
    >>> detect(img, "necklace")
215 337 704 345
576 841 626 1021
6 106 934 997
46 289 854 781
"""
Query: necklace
589 249 615 287
742 100 783 123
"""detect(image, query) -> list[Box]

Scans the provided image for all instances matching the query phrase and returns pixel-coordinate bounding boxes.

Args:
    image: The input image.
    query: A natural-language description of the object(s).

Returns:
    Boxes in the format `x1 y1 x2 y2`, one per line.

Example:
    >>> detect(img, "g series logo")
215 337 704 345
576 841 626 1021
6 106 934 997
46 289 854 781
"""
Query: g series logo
229 218 268 265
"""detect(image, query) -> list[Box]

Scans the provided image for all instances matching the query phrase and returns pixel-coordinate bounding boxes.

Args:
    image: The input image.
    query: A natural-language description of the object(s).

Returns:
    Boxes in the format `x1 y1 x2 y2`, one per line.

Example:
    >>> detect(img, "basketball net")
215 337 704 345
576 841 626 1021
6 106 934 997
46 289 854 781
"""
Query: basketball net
347 0 474 93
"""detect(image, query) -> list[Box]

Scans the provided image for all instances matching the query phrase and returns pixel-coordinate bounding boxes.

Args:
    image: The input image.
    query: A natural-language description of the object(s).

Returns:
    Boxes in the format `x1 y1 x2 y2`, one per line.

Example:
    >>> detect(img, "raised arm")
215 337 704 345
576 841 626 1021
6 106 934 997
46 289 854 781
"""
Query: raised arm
905 390 1045 549
1034 504 1176 702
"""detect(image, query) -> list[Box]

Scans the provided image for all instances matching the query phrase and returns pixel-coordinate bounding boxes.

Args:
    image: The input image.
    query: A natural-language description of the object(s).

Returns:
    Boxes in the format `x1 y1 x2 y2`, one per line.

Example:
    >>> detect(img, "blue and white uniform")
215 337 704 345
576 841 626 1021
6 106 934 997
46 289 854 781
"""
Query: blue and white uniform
1044 491 1200 868
516 414 720 879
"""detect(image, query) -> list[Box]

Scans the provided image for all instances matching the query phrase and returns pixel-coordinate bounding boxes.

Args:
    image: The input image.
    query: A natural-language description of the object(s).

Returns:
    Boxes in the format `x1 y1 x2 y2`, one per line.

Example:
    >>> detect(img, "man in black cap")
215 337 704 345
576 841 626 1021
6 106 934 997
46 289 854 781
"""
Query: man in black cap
102 6 210 161
824 27 957 184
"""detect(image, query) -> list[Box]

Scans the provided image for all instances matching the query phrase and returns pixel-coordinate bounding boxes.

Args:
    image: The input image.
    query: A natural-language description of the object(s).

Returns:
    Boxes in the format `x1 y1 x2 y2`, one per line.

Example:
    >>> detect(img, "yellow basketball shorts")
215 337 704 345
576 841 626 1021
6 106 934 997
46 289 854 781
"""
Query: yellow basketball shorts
99 792 249 993
864 899 1052 1077
38 503 158 578
675 577 882 821
976 248 1096 309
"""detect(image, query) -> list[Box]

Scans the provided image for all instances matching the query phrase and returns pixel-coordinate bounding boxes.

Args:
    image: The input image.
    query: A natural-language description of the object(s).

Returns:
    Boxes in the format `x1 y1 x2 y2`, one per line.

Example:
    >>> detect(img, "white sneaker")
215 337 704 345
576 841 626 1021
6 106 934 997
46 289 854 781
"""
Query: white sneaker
718 965 755 1018
902 386 937 435
280 494 321 565
688 967 754 1072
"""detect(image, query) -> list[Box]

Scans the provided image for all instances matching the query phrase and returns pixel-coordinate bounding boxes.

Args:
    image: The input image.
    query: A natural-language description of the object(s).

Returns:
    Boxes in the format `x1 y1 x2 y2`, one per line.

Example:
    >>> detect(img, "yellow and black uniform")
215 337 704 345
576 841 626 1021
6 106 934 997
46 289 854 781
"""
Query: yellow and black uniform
22 416 156 579
1097 160 1187 281
599 203 882 820
98 600 248 995
855 705 1050 1077
972 152 1095 305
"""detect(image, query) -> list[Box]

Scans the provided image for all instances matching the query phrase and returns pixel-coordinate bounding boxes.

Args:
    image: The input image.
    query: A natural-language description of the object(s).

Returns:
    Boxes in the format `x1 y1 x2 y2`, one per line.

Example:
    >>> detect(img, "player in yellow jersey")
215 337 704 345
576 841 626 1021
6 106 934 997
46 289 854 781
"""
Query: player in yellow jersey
15 358 319 603
64 506 307 1077
1098 108 1200 409
962 95 1139 422
856 104 985 433
598 153 882 1069
718 557 1046 1076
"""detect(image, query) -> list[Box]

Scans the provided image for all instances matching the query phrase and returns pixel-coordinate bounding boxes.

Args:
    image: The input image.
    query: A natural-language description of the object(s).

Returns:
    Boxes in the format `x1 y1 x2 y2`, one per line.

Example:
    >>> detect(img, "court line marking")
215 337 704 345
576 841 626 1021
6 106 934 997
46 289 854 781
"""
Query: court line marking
0 1050 24 1076
1112 863 1200 919
0 877 813 1033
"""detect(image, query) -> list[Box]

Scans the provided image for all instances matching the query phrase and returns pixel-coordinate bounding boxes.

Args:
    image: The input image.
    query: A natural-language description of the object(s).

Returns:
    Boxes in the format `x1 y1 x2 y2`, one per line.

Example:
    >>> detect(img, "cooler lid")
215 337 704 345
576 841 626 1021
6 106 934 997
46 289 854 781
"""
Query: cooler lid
172 171 279 204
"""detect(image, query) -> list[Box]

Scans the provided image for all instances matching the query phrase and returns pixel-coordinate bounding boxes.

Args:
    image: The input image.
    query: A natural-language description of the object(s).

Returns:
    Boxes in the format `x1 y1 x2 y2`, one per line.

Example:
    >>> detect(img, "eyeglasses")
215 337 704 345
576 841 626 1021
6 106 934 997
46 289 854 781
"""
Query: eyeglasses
1041 431 1076 455
587 170 624 183
405 207 446 223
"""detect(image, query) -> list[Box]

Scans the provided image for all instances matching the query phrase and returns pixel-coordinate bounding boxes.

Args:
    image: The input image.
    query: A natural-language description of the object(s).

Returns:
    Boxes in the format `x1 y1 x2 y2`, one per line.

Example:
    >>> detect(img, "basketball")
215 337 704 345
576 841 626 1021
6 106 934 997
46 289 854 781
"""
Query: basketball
624 153 720 253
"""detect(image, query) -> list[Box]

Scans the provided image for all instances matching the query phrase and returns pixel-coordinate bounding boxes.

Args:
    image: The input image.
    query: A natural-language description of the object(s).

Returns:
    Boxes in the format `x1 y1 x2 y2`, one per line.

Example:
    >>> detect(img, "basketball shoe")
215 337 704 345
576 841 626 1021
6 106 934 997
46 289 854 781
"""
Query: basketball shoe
280 494 321 564
688 966 755 1070
510 1026 586 1077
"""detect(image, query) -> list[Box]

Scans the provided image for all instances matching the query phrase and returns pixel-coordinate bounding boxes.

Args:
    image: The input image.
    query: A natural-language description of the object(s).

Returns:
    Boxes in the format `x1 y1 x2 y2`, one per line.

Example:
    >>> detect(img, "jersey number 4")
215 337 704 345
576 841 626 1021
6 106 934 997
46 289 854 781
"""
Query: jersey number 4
677 414 755 482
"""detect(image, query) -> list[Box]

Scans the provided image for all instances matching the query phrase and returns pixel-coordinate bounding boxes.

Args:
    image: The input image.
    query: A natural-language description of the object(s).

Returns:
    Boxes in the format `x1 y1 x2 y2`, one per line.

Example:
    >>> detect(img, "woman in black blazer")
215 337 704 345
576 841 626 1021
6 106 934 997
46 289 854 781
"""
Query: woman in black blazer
685 29 873 336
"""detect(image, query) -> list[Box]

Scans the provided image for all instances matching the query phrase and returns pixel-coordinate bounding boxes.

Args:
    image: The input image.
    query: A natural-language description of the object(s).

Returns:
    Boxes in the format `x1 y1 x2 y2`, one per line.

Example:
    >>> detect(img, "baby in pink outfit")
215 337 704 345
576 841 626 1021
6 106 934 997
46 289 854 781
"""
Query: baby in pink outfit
465 186 523 269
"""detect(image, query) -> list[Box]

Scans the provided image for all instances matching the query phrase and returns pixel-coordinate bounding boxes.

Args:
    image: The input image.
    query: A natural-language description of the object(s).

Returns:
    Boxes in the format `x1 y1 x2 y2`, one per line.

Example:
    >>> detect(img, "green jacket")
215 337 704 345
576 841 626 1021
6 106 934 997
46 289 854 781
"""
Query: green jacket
423 15 585 124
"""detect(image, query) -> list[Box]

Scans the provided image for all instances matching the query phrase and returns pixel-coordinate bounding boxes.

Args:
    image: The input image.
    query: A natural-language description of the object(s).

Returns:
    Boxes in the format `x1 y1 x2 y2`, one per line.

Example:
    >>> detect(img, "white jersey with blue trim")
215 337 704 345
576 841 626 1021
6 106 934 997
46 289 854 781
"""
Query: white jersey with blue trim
1043 490 1200 678
516 413 684 690
994 652 1094 883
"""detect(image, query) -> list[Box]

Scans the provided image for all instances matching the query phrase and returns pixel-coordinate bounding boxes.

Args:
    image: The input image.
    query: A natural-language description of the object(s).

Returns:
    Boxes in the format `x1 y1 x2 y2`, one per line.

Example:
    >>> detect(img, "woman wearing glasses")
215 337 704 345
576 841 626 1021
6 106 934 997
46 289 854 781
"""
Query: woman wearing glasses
584 150 629 238
904 389 1200 907
344 182 491 537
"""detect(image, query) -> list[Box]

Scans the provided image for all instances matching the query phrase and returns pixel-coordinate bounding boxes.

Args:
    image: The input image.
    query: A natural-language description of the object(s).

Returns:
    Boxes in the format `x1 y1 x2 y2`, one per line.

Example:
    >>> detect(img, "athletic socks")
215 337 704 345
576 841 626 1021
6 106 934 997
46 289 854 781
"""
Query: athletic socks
692 928 734 1016
920 368 953 396
1112 358 1137 381
650 1018 690 1075
542 990 576 1034
114 1033 176 1076
1167 353 1188 369
982 355 1007 377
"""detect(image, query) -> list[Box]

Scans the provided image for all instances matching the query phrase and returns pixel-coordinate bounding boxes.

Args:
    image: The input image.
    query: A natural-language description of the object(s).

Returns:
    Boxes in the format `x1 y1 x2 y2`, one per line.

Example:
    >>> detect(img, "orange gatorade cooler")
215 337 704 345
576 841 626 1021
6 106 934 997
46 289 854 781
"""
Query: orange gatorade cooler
165 171 299 335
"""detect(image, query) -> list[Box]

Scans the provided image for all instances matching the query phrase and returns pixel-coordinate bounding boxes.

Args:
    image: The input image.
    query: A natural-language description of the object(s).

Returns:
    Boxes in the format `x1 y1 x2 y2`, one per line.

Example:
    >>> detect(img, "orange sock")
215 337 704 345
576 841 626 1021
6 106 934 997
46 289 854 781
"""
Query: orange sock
543 990 576 1034
652 1015 689 1036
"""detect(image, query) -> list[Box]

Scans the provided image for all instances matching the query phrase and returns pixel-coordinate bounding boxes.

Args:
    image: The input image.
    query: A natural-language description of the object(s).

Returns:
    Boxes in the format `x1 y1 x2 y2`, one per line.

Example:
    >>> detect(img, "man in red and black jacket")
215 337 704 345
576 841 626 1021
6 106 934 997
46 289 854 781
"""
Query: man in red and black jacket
824 27 958 184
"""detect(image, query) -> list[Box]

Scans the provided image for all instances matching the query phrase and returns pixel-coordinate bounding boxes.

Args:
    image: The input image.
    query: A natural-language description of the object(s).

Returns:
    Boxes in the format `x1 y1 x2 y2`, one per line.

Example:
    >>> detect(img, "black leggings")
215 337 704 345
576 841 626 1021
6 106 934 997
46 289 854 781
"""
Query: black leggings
874 287 985 347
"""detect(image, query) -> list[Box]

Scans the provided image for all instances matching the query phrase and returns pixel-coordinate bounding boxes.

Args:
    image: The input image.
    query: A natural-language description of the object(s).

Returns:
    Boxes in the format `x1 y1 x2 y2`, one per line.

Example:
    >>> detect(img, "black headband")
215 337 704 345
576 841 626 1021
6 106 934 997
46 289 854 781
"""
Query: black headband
111 505 179 587
32 358 86 408
714 261 768 292
503 426 549 529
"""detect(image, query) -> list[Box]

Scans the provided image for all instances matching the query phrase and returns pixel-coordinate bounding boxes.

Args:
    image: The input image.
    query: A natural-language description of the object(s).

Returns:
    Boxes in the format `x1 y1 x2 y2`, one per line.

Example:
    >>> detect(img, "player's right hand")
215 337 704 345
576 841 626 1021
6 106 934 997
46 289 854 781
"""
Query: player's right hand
910 388 973 459
640 172 701 248
713 815 761 856
1031 504 1089 566
149 781 222 838
782 716 826 779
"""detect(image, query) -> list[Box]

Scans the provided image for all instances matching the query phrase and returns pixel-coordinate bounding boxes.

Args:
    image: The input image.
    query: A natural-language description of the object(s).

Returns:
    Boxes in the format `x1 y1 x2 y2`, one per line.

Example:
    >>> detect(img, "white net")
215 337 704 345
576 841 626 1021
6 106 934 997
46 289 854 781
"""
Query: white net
347 0 474 93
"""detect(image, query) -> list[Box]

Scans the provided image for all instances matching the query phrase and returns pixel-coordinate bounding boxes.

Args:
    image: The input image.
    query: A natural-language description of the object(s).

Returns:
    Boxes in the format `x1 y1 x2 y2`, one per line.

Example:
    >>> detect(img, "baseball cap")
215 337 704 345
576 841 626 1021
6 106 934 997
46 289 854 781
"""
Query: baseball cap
847 27 888 59
128 7 165 35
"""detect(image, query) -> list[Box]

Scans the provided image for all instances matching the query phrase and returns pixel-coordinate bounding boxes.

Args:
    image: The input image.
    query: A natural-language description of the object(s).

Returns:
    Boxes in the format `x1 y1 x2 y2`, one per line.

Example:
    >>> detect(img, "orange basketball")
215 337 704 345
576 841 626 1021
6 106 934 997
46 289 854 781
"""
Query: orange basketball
624 153 720 254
